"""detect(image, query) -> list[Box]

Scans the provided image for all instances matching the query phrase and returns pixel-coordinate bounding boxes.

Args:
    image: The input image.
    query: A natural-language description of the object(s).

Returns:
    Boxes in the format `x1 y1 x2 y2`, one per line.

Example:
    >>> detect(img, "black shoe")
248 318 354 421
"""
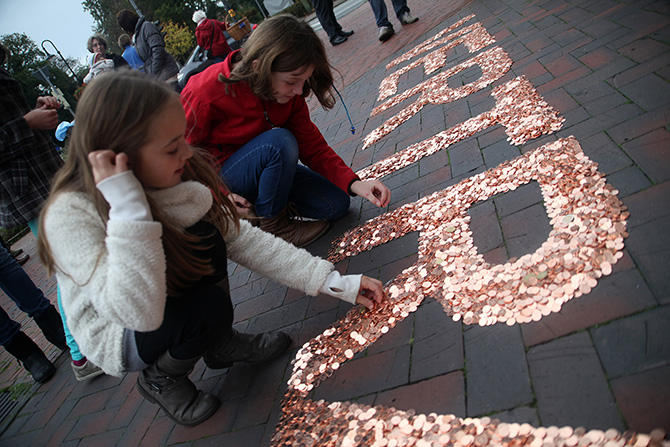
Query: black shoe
203 329 292 369
330 34 348 46
4 331 56 383
337 29 354 38
14 252 29 265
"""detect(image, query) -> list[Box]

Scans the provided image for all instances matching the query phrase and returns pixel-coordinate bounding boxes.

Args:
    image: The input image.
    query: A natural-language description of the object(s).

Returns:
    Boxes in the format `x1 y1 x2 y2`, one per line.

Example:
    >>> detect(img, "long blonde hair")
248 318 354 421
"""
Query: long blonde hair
38 70 239 295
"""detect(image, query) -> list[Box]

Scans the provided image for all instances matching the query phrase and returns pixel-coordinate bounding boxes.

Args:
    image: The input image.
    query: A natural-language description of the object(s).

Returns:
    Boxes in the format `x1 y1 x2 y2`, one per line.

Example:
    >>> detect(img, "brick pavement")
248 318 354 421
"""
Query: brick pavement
1 0 668 444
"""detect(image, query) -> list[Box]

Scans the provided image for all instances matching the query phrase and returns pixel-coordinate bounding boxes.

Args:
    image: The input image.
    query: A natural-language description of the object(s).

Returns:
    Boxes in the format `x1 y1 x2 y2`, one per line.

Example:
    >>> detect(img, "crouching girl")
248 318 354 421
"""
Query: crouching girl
38 70 385 426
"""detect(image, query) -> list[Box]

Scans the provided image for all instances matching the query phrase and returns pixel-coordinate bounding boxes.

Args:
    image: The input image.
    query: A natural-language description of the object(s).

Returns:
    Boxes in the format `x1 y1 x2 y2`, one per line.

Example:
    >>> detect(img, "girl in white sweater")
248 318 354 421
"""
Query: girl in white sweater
37 70 385 426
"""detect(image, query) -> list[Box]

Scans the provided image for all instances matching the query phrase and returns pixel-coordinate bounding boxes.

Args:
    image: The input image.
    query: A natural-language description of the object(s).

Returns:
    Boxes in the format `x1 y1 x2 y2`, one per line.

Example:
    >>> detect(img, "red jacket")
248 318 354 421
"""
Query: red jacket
180 50 359 193
195 18 232 58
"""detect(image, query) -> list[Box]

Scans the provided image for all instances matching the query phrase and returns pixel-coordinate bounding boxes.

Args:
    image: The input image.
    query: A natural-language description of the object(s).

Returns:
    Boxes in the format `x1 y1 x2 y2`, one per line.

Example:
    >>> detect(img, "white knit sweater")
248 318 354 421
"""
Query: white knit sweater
43 179 336 377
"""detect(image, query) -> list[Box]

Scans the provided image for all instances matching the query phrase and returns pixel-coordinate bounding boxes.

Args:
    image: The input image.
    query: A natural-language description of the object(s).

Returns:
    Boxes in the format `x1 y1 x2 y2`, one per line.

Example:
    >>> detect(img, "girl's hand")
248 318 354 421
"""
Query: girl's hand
350 180 391 208
88 150 130 184
356 275 386 310
229 192 255 218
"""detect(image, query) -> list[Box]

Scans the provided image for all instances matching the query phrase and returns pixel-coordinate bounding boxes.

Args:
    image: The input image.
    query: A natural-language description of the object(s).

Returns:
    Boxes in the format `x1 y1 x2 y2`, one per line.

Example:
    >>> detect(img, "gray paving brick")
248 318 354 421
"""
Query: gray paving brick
348 231 419 274
313 345 411 402
591 306 670 379
619 73 670 112
481 139 523 169
622 180 670 229
621 128 670 184
581 132 633 175
490 406 540 426
527 331 624 430
374 371 466 418
521 268 657 347
500 202 552 259
492 180 544 217
465 324 533 416
610 365 670 434
625 215 670 303
468 200 504 254
411 300 464 382
606 165 652 198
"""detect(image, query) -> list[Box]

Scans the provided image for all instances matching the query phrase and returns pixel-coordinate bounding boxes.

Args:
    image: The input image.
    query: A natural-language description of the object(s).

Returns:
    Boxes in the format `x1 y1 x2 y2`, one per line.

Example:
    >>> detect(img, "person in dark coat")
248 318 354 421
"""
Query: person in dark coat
116 9 179 84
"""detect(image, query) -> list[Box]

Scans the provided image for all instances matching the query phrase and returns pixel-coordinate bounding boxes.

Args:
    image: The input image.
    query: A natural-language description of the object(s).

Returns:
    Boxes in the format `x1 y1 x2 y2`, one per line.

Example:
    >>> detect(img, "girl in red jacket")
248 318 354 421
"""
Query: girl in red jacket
180 14 391 247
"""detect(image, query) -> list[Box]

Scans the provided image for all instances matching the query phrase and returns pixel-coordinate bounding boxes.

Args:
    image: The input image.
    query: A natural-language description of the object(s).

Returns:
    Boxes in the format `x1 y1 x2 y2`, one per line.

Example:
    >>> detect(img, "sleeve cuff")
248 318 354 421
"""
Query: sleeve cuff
97 171 152 222
319 270 361 304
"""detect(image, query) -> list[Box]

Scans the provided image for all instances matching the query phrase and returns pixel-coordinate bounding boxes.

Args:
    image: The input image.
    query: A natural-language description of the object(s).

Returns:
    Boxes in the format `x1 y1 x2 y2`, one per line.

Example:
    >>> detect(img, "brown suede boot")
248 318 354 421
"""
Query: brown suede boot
259 208 330 247
136 351 220 426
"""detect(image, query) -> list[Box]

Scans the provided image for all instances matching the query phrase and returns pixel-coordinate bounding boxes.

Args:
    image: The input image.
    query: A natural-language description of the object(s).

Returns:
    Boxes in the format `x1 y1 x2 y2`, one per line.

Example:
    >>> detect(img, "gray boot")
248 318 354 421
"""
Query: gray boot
203 329 291 369
136 351 220 426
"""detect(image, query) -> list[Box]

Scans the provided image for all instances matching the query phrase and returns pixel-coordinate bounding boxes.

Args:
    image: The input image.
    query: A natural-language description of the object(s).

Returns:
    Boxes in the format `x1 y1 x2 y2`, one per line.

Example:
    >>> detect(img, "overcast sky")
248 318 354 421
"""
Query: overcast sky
0 0 97 66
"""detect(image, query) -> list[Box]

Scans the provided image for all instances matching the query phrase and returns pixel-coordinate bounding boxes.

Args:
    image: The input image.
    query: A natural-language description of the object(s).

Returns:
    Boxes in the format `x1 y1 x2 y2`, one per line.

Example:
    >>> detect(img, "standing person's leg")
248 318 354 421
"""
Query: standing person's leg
0 244 57 383
368 0 395 41
312 0 353 45
219 128 329 246
288 166 351 221
390 0 419 24
312 0 341 40
367 0 392 27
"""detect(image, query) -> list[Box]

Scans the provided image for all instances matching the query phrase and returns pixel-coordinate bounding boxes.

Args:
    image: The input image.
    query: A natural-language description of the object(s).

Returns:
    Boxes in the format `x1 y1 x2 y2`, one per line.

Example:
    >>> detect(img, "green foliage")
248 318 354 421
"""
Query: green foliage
162 21 196 65
227 0 267 24
1 33 80 121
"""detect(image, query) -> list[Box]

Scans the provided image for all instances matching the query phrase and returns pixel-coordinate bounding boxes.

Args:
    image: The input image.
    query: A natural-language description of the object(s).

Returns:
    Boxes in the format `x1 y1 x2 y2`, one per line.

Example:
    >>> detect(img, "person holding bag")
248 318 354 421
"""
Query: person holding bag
192 10 233 63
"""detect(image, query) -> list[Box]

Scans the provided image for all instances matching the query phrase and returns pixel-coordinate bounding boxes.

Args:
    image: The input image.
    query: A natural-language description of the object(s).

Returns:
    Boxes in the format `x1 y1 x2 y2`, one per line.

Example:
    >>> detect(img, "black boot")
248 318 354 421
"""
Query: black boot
33 305 67 350
203 329 291 369
136 351 220 426
4 331 56 383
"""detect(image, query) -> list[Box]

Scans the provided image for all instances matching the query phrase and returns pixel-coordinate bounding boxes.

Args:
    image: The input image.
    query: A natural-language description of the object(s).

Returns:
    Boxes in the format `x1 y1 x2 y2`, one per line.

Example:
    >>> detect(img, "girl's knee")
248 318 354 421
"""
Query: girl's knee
268 128 299 163
330 193 351 221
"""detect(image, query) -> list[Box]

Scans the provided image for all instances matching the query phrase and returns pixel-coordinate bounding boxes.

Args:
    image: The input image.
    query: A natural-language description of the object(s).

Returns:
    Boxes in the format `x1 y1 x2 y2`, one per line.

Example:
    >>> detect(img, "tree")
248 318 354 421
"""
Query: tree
162 21 195 64
1 33 80 120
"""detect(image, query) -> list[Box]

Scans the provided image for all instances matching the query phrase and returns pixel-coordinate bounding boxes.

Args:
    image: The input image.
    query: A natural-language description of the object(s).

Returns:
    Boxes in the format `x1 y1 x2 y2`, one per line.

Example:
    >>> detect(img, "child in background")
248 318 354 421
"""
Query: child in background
180 14 391 247
38 70 385 426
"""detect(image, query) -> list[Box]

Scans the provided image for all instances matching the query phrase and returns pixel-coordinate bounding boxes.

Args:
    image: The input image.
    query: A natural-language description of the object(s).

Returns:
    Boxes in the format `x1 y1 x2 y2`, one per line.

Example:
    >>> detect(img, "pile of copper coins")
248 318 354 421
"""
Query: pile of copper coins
273 395 667 447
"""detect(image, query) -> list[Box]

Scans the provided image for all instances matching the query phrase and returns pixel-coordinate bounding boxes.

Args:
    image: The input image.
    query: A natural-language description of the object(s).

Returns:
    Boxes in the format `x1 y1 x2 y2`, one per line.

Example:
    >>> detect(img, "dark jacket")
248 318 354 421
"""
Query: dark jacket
0 68 63 227
133 17 179 81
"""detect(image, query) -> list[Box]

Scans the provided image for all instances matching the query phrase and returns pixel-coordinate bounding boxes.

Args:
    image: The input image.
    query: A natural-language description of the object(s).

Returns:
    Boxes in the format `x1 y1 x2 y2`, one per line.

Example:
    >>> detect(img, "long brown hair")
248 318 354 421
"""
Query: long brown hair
38 70 239 295
220 14 337 109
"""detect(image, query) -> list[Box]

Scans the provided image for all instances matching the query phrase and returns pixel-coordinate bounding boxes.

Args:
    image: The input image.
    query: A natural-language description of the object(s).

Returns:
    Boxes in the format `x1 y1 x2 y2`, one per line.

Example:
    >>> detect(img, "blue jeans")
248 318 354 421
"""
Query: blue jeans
367 0 410 28
0 242 51 346
219 128 350 221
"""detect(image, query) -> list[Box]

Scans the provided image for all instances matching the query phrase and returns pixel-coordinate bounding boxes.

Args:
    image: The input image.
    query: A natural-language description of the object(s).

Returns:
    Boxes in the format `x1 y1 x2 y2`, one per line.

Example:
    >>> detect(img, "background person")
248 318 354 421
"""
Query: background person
311 0 354 46
0 43 103 382
118 34 144 71
0 241 65 383
368 0 419 42
116 9 179 86
192 10 233 63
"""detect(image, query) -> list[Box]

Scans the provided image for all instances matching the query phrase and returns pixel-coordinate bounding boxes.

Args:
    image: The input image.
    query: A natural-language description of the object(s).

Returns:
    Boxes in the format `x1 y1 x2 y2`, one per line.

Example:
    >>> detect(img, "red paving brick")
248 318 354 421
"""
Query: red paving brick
1 0 669 444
